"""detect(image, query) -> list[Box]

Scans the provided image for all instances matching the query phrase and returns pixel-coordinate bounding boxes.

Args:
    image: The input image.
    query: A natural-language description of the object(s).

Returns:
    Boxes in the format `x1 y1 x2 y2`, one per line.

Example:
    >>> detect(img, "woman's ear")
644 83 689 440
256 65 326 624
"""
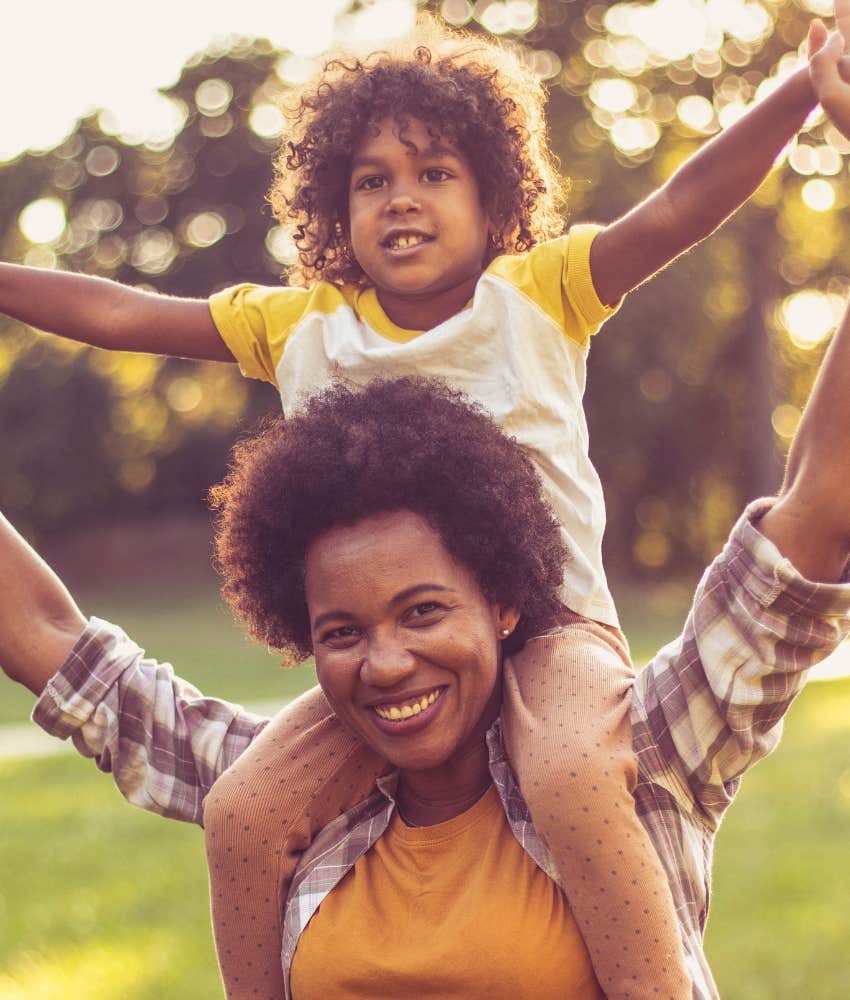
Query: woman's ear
494 606 520 640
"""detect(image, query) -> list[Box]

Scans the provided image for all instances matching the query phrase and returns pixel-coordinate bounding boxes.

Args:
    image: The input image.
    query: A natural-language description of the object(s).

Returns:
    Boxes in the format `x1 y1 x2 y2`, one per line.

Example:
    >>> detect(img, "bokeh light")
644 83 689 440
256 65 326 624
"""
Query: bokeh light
249 103 285 139
98 94 188 149
265 226 299 266
337 0 417 48
19 198 67 244
801 179 836 212
610 116 661 155
441 0 473 26
185 212 227 248
166 377 204 413
677 95 716 132
779 290 844 350
478 0 538 35
589 79 638 114
771 403 801 441
195 79 233 117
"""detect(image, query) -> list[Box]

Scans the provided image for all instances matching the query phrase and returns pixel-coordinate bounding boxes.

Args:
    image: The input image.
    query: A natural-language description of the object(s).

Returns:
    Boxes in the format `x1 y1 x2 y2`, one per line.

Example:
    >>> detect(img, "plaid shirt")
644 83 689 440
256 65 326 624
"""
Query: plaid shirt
33 501 850 999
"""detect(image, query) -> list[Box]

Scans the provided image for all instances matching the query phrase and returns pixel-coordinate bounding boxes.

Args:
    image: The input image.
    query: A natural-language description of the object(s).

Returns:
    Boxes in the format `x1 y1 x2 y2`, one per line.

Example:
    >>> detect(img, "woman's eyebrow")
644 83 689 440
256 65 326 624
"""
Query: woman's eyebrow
390 583 454 606
310 584 454 631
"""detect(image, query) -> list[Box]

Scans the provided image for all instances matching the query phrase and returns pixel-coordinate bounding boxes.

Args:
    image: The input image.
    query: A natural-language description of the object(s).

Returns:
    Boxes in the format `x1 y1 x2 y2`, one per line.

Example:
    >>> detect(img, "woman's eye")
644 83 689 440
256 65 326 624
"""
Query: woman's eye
322 625 361 645
423 168 451 182
406 602 444 622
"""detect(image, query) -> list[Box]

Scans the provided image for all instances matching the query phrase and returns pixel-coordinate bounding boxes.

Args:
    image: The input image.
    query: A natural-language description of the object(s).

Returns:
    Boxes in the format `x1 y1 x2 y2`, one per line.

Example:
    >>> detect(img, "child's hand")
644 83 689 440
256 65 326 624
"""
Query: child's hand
809 3 850 139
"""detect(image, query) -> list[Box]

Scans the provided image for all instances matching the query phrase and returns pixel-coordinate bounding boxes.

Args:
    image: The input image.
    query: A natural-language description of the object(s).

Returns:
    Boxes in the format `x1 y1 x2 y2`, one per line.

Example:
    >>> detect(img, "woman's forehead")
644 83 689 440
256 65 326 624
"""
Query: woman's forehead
304 510 476 609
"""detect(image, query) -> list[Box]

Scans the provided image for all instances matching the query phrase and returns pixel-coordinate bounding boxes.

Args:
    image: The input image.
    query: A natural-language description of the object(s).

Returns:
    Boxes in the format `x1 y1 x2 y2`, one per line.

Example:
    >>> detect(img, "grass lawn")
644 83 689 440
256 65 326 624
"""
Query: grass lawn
2 668 848 997
2 567 849 997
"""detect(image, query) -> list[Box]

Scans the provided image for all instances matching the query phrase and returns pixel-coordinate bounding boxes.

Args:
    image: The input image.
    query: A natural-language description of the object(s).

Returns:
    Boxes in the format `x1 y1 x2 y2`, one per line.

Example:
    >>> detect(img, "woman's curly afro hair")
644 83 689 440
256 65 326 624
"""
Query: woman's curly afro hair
271 15 568 286
212 377 568 663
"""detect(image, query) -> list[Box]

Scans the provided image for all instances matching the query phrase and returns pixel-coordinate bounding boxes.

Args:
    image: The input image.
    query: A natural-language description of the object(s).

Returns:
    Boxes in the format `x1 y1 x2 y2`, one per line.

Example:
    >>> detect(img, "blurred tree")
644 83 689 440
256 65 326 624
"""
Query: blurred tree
1 0 847 577
0 40 284 540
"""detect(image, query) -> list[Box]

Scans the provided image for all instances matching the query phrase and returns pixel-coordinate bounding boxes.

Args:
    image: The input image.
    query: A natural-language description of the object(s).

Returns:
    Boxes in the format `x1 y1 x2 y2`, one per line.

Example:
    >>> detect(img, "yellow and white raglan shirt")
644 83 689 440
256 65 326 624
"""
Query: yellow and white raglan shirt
209 223 621 626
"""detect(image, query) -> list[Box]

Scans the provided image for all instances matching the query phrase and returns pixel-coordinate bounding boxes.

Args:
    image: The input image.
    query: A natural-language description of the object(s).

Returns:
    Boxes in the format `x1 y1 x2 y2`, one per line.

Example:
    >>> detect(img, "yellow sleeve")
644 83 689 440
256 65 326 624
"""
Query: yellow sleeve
488 225 621 351
208 283 318 384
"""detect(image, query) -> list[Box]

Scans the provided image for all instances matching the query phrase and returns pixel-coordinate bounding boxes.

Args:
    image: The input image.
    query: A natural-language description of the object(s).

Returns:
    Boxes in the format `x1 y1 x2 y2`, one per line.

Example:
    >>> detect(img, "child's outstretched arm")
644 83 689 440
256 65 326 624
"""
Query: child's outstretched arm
0 509 86 696
0 263 233 361
590 54 819 306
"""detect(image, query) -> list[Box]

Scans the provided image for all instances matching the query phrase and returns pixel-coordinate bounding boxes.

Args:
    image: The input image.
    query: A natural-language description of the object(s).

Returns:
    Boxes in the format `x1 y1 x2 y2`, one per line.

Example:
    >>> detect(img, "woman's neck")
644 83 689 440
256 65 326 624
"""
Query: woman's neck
395 717 495 827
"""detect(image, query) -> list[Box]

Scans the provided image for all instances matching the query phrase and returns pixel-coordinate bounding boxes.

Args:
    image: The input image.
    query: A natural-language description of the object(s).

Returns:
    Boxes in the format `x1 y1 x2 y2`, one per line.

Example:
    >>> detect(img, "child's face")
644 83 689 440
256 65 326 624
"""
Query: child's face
347 117 492 326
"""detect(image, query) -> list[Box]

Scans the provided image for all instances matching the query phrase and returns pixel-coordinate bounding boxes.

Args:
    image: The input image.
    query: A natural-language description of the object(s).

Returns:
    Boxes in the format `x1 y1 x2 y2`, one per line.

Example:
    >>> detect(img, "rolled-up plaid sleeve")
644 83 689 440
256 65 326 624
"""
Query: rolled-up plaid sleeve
32 617 269 826
632 498 850 829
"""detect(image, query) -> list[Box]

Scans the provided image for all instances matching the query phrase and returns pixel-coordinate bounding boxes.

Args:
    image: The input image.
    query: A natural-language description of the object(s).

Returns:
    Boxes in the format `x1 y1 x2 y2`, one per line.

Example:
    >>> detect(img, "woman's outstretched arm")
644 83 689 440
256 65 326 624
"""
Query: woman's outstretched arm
759 290 850 581
0 512 86 695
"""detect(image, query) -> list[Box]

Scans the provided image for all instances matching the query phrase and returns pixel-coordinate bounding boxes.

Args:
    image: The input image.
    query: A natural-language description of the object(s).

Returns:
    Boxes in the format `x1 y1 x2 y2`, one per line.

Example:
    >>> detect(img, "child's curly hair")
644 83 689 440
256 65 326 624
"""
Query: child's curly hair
271 15 568 286
211 377 569 663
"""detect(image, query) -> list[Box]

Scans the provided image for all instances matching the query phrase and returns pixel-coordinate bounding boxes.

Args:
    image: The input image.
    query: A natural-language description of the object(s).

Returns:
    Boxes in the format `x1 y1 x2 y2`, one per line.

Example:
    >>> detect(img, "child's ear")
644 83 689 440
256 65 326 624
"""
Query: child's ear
486 212 508 252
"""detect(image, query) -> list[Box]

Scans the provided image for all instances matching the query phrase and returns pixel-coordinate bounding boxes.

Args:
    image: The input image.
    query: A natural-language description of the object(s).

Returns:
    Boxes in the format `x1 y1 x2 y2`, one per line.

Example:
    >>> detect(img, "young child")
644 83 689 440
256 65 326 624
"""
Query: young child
0 13 835 1000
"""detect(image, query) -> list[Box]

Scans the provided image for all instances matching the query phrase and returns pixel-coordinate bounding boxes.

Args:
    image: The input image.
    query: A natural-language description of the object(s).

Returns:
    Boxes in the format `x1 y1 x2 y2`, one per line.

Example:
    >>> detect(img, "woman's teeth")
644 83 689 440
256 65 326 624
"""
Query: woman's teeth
374 688 442 721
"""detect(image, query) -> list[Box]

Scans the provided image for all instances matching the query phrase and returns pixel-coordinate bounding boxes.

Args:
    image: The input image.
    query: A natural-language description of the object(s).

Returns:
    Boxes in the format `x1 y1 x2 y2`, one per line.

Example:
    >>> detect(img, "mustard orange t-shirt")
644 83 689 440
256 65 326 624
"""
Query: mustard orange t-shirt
290 785 603 999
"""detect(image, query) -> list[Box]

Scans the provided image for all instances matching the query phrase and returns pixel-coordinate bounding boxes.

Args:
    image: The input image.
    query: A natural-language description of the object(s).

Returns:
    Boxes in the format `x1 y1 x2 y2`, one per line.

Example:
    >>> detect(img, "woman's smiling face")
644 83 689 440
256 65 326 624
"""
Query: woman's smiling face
305 509 517 775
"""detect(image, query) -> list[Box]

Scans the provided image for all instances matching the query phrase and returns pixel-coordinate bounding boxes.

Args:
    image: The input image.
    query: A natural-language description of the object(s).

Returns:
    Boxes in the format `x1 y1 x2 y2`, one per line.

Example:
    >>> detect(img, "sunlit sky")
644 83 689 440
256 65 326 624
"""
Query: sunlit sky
0 0 403 162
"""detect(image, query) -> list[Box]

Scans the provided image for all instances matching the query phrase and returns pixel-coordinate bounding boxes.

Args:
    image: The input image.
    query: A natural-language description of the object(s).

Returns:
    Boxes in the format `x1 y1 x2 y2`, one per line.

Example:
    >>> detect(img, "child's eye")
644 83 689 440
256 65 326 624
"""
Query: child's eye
423 168 451 183
355 175 385 191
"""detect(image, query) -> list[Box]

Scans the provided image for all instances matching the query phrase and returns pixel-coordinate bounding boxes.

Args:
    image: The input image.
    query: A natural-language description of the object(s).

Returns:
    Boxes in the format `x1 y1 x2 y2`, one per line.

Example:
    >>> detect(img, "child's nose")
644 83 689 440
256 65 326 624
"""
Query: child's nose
387 191 421 214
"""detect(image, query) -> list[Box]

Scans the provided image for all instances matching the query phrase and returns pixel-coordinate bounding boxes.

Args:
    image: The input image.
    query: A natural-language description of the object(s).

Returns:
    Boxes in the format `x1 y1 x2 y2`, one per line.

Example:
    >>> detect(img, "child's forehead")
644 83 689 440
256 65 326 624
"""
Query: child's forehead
353 116 461 160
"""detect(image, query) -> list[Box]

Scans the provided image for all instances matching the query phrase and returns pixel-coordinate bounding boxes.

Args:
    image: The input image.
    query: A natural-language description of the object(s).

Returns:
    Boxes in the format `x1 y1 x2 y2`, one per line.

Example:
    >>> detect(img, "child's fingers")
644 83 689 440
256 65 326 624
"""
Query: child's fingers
837 0 850 50
809 18 830 57
810 32 843 92
811 31 850 138
814 29 846 73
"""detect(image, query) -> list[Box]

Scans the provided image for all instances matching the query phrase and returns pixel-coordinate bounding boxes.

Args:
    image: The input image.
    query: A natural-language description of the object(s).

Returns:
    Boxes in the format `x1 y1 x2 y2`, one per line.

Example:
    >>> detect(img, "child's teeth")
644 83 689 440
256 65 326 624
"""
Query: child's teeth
393 234 425 249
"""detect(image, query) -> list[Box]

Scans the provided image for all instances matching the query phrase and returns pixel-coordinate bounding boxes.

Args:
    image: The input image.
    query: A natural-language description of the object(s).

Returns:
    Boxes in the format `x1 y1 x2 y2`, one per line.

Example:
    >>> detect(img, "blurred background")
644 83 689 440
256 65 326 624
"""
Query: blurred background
1 0 849 997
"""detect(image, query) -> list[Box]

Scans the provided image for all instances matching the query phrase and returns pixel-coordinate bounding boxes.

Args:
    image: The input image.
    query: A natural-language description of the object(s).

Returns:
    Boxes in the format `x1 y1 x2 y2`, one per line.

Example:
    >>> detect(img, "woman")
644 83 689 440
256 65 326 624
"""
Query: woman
3 357 850 998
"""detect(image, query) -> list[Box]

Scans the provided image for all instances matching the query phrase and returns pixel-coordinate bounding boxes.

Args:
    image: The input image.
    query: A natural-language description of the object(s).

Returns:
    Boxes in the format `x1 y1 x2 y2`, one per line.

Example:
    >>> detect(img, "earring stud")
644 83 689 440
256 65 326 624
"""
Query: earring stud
499 627 511 637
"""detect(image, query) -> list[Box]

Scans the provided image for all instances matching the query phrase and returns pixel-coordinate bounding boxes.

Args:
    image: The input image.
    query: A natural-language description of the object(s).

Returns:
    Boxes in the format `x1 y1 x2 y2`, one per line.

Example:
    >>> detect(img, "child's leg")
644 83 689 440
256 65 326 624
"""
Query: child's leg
203 685 385 1000
501 618 691 1000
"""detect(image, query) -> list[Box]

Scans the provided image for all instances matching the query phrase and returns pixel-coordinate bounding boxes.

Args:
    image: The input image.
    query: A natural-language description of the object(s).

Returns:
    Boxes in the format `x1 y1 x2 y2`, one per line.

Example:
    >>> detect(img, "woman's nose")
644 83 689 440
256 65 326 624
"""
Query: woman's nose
360 633 416 687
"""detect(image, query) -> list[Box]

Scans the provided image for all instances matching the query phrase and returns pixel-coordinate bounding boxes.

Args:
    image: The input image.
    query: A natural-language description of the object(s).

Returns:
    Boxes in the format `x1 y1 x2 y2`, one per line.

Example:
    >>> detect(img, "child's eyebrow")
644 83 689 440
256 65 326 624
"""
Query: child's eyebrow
350 142 463 171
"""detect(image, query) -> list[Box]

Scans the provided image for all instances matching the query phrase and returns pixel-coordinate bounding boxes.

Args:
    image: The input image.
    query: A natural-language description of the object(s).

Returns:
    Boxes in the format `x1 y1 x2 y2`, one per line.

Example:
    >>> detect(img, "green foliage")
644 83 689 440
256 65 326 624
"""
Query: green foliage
2 0 849 576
